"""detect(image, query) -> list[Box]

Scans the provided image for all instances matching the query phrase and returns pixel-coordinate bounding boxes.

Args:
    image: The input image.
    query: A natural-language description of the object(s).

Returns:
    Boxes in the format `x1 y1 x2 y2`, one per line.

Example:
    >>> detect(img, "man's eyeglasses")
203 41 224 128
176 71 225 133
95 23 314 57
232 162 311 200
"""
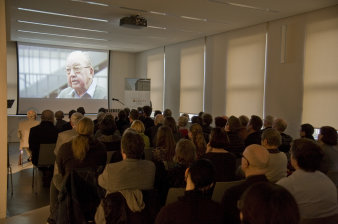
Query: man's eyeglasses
65 66 90 75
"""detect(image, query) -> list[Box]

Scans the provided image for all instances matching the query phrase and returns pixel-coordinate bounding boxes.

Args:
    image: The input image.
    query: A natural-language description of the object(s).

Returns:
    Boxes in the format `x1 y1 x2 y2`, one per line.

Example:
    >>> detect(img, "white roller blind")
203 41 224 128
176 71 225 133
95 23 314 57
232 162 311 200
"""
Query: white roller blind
180 39 204 114
303 16 338 128
225 26 266 117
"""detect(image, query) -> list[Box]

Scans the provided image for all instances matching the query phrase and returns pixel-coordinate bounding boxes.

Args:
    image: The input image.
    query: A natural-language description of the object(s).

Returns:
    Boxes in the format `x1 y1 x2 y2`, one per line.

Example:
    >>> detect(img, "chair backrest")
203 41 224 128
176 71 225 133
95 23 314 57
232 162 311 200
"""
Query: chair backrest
212 180 245 203
38 143 56 167
301 213 338 224
165 187 185 205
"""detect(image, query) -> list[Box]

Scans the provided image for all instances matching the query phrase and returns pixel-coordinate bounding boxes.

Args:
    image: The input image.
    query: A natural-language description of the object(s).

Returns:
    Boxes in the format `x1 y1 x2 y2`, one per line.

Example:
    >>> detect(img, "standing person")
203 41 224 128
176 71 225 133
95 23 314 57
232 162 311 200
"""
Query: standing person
57 51 106 99
17 110 40 163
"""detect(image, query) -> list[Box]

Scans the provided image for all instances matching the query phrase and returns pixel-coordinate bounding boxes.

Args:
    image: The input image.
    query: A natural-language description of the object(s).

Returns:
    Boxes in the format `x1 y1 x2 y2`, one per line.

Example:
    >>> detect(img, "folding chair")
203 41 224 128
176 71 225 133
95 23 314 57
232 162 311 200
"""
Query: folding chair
212 180 245 203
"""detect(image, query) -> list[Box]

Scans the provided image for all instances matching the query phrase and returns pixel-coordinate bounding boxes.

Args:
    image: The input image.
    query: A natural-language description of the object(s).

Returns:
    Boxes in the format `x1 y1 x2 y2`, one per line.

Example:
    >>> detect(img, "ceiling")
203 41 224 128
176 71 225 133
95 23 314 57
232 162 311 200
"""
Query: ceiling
5 0 338 52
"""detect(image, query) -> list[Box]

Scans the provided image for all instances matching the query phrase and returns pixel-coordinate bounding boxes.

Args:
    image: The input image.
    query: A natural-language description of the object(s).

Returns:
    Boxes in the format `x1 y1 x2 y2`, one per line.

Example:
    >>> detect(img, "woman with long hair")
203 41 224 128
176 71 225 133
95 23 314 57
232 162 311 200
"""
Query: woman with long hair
188 123 206 158
153 125 176 169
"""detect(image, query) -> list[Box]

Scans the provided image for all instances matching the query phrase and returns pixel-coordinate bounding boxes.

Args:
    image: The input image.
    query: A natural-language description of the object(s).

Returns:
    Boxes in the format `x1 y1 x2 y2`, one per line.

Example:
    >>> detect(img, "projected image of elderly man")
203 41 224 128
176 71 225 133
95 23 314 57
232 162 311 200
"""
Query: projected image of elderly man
57 51 107 99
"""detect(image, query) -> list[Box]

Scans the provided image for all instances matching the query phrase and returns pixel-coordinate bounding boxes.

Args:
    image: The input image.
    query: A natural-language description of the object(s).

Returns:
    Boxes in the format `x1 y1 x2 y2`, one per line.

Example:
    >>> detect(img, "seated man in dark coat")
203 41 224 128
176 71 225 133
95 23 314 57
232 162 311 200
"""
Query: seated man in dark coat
244 115 263 147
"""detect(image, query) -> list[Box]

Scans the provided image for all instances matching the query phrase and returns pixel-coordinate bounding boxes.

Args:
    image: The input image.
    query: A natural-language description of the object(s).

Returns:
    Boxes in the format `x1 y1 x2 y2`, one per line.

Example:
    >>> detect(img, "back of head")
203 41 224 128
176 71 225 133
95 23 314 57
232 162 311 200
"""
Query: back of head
243 144 269 172
68 109 76 119
240 182 300 224
98 107 106 113
124 108 130 117
249 115 263 131
174 139 197 166
76 117 94 136
55 110 64 120
320 126 337 146
163 109 172 118
227 116 241 132
189 159 215 191
191 116 203 126
70 112 84 128
156 125 176 160
121 129 145 159
118 110 126 120
209 128 227 148
178 116 188 128
154 114 164 126
100 113 117 132
215 116 227 128
143 106 152 117
264 115 274 128
131 120 145 133
202 113 213 126
291 138 323 172
301 123 314 138
239 115 249 127
164 116 177 133
77 107 86 115
261 128 281 147
273 118 287 133
129 109 139 121
154 110 162 117
27 110 37 120
41 110 54 123
72 117 94 160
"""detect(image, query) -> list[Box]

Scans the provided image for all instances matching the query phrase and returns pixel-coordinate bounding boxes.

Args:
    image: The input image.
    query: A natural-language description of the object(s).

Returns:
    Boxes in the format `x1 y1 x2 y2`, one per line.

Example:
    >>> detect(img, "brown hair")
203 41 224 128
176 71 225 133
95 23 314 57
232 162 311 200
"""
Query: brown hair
156 126 176 161
189 123 206 158
72 117 94 161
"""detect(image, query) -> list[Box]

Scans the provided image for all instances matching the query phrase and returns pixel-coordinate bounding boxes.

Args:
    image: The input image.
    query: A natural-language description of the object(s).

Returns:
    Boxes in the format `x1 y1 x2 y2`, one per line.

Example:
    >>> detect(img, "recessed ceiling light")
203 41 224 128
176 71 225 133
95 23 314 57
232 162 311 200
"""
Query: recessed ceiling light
17 30 108 41
181 16 207 22
17 20 108 33
208 0 279 13
119 6 147 13
149 11 167 16
147 25 167 30
17 8 108 22
71 0 109 7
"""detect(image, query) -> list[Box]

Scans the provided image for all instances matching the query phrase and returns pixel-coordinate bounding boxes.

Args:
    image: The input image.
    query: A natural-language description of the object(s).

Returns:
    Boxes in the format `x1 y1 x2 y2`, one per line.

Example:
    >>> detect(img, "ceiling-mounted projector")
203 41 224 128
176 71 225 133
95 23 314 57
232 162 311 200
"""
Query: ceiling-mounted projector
120 15 147 29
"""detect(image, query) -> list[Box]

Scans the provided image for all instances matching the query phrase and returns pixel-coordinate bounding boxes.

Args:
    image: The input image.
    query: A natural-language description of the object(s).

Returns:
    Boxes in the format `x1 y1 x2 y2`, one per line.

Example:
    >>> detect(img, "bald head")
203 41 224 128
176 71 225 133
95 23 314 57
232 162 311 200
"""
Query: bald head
242 144 269 176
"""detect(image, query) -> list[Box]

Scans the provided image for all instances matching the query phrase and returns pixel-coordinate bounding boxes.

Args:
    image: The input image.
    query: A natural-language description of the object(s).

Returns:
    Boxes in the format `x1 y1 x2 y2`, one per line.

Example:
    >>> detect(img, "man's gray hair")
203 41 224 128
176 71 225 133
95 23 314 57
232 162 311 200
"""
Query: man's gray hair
67 51 92 67
261 128 282 147
70 112 84 127
41 110 54 123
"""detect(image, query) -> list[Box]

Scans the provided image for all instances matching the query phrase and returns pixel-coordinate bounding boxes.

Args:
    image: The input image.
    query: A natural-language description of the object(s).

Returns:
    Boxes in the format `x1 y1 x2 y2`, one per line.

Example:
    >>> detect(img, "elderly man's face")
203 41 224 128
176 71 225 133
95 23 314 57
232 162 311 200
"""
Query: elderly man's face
66 53 94 96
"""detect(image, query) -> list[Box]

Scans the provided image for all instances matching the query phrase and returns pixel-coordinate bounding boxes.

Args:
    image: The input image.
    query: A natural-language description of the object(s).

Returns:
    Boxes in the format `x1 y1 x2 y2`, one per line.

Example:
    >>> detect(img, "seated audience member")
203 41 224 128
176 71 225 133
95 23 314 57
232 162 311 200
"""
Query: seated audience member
153 126 176 169
55 110 67 133
318 126 338 180
181 113 189 120
93 111 106 134
204 128 236 181
244 115 263 147
61 109 76 132
163 108 172 118
273 118 292 153
141 105 155 134
56 117 106 181
154 110 162 117
188 123 206 158
239 182 300 224
225 116 245 158
191 115 203 126
300 123 315 140
115 110 129 135
155 159 224 224
128 109 139 124
214 116 227 129
17 110 40 163
238 115 249 141
221 144 269 224
261 128 287 183
202 113 213 143
262 115 274 132
150 114 164 147
178 115 189 139
277 139 338 220
238 115 249 127
168 139 197 188
95 113 121 152
130 120 150 148
164 116 181 142
93 107 107 127
123 107 130 119
76 106 86 115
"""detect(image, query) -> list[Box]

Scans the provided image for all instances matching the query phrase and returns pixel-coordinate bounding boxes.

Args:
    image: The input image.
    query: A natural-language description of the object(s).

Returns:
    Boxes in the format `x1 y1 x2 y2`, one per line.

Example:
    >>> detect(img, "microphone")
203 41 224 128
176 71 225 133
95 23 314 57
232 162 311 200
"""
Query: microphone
112 98 119 101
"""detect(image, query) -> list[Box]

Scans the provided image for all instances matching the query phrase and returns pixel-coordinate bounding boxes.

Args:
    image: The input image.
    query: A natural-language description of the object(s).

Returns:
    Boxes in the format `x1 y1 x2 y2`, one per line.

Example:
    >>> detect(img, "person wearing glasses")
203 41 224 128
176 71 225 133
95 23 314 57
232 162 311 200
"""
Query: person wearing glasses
57 51 106 99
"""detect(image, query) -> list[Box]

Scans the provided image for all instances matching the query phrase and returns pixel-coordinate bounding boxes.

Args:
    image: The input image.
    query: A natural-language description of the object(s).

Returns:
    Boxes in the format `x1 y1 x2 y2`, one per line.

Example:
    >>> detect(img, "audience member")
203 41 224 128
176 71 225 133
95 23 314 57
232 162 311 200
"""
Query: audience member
164 116 181 142
191 115 203 126
224 116 245 158
300 123 315 140
76 106 86 115
262 115 274 131
221 144 269 224
168 139 197 188
238 115 249 127
153 125 176 169
261 128 287 183
277 139 338 220
128 109 139 124
202 113 213 143
93 111 105 134
188 123 206 158
17 110 39 163
61 109 76 132
123 107 130 120
115 110 129 135
55 110 67 133
214 116 227 129
239 182 300 224
155 159 224 224
163 108 172 118
130 120 150 148
154 110 162 117
141 105 155 132
149 114 164 147
244 115 263 147
273 118 293 153
204 128 236 182
177 115 189 138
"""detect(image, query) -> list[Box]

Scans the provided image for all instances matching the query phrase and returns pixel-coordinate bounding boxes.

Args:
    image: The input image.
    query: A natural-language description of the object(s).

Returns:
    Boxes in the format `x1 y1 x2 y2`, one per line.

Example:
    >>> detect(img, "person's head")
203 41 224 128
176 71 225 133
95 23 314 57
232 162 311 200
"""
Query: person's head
76 107 86 115
182 113 190 120
226 116 241 132
55 110 64 120
154 114 164 126
191 116 203 126
156 125 176 161
164 116 178 133
178 116 188 128
202 113 212 127
248 115 263 132
100 113 117 133
68 109 76 119
241 144 269 177
300 123 314 139
129 109 139 122
121 128 145 159
239 182 300 224
41 110 54 123
273 118 287 133
117 110 126 121
143 105 152 117
70 112 84 129
214 116 227 129
163 109 172 118
124 107 130 117
174 139 197 166
130 120 145 133
66 51 94 96
239 115 249 127
263 115 274 128
185 159 215 194
98 107 106 113
290 138 323 172
189 123 206 157
27 110 37 120
96 112 106 125
319 126 337 146
72 117 94 160
154 110 162 117
209 128 227 149
261 128 281 148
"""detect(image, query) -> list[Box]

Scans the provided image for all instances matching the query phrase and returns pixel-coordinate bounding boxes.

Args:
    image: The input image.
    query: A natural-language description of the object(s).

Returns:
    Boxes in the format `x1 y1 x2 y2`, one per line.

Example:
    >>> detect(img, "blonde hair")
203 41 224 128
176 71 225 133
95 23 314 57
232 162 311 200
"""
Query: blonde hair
189 123 206 158
72 117 94 161
131 120 145 133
